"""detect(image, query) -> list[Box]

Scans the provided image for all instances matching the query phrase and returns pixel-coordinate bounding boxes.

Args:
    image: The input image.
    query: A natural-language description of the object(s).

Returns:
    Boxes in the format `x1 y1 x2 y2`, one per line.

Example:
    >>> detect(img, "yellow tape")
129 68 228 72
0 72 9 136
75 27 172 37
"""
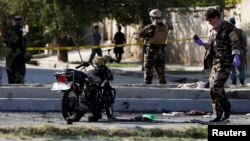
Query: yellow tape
26 43 143 51
26 36 208 51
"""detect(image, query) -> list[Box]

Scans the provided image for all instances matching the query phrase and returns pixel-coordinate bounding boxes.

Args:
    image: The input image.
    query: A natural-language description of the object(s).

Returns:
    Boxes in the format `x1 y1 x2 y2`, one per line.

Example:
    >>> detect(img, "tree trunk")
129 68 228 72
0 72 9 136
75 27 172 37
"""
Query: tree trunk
55 35 74 62
58 49 68 62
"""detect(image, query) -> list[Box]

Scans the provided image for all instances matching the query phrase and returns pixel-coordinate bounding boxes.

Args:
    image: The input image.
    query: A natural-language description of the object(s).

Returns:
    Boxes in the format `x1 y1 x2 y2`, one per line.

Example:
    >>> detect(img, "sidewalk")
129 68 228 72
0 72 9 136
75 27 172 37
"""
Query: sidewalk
30 48 250 86
1 51 250 113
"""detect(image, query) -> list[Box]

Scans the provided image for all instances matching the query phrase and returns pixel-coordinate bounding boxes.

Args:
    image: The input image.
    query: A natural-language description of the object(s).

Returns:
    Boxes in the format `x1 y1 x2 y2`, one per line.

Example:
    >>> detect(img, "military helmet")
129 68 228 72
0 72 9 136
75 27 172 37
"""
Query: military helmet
149 9 162 18
14 16 22 22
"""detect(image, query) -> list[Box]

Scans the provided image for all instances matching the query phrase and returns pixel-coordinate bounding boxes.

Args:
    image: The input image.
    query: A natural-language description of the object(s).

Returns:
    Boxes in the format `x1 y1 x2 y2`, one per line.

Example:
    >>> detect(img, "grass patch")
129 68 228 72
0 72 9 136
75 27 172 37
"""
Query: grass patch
69 61 141 68
0 124 207 140
108 62 140 68
165 69 204 75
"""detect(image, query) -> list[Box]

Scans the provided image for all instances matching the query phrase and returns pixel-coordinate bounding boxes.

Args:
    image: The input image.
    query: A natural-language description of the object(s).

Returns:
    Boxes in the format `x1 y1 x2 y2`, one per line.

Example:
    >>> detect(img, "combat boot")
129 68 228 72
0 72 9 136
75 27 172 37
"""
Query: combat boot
231 80 236 85
144 78 152 84
240 79 245 86
221 102 231 121
159 80 166 84
209 103 223 122
158 75 166 84
144 81 152 84
209 112 223 122
144 75 153 84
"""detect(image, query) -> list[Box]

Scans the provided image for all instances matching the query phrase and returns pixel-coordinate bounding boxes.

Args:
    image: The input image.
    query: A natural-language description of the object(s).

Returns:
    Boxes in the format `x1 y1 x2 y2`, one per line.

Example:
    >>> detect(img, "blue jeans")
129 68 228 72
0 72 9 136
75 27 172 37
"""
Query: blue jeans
88 48 102 63
230 61 246 84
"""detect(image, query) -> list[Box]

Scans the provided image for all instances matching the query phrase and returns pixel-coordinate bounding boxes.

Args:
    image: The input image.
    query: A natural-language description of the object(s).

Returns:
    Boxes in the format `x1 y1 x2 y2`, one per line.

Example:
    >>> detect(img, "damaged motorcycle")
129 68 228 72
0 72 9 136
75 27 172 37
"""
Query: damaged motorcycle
51 51 116 122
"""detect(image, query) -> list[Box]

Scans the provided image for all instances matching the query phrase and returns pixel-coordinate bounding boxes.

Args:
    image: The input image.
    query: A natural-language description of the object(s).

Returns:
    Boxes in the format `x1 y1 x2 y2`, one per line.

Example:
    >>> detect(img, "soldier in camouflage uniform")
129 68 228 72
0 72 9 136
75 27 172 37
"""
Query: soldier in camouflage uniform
194 8 241 122
139 9 171 84
5 16 26 84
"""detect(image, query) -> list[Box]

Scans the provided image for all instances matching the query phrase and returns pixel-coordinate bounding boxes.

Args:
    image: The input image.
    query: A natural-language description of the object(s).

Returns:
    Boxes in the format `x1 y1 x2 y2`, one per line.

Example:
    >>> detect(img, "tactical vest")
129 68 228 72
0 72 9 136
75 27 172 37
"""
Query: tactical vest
148 24 168 45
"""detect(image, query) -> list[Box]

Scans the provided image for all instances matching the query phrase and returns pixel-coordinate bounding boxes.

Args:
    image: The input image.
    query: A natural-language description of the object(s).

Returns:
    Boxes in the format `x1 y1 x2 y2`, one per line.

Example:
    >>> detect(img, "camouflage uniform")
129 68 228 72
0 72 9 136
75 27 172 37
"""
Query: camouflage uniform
139 22 169 84
206 21 241 120
5 22 26 84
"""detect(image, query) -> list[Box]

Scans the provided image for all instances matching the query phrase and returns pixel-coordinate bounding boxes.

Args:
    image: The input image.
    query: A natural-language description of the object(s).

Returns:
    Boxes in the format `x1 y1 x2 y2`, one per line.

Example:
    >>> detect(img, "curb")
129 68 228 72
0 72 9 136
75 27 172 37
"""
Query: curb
1 84 250 113
0 98 249 113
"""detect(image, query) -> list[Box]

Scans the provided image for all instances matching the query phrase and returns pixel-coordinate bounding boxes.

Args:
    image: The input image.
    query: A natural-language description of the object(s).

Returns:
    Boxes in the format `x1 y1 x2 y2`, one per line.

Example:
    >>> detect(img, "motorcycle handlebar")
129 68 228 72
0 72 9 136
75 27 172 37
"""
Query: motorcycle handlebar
75 62 90 69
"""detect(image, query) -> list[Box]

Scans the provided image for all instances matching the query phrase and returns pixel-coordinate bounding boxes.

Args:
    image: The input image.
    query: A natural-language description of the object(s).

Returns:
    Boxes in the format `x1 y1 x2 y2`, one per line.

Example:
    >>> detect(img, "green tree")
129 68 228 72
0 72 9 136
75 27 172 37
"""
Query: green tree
0 0 242 62
40 0 115 62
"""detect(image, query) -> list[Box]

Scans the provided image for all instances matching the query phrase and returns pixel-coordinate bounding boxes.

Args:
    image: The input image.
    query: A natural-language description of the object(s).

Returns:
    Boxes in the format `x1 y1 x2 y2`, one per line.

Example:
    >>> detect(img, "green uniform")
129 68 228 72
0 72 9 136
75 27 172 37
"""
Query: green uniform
139 22 169 84
206 21 241 119
5 24 26 84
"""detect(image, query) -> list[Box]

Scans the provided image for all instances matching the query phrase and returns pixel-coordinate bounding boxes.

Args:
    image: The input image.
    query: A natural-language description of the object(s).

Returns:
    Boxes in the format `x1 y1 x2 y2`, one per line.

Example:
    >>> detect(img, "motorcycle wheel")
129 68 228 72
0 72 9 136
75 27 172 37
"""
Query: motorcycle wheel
61 89 85 122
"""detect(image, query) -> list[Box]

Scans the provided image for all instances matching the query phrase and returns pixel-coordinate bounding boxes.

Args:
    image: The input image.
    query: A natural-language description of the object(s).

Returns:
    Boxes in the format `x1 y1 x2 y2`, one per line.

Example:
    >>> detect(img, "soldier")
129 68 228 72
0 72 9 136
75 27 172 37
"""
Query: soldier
139 9 171 84
5 16 26 84
228 17 248 86
194 8 241 122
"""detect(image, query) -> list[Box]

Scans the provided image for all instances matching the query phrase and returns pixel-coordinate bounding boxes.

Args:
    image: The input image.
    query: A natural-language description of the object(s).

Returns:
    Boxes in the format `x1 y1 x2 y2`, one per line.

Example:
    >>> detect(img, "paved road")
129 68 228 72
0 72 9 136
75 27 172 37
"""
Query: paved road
0 66 141 84
1 112 250 127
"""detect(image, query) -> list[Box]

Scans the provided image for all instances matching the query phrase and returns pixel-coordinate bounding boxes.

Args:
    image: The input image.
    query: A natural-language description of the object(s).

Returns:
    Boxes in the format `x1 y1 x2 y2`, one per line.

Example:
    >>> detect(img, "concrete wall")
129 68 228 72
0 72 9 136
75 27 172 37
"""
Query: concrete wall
240 0 250 74
103 3 250 69
224 1 250 74
164 8 210 65
103 7 212 66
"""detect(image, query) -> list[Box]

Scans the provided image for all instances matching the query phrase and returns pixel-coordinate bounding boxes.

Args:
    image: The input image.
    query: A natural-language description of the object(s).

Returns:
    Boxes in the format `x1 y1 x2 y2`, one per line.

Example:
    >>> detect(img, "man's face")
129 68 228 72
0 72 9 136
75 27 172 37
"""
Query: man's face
207 17 218 27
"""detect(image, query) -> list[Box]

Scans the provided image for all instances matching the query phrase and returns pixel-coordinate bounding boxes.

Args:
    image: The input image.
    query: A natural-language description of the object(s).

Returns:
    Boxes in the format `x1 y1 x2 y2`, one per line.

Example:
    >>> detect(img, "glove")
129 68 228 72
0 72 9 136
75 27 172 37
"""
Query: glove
233 54 241 68
193 35 205 46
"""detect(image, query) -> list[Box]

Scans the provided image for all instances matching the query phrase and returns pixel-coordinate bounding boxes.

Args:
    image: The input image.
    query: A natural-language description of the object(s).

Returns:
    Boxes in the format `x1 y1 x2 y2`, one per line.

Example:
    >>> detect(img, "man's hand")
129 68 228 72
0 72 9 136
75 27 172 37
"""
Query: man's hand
195 39 205 46
233 54 241 68
193 35 205 46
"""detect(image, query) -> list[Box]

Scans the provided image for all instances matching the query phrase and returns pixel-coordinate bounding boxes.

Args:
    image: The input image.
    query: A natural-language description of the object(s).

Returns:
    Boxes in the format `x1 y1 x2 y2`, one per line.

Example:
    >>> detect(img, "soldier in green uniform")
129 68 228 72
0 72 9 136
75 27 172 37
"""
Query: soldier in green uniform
139 9 171 84
194 8 241 122
5 16 26 84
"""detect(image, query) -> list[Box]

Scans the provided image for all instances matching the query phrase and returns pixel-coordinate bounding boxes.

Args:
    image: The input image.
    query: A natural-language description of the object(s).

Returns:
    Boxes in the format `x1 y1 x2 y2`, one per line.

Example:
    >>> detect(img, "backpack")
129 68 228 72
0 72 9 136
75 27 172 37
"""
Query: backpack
235 28 247 49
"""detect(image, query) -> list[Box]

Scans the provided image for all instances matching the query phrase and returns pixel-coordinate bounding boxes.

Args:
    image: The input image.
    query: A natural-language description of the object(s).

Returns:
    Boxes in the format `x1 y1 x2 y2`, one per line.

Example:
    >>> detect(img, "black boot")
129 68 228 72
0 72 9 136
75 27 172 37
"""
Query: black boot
144 79 152 84
209 104 223 122
240 79 245 86
221 111 230 121
221 102 231 121
144 81 152 84
159 80 166 84
144 76 152 84
231 80 236 85
209 115 222 122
